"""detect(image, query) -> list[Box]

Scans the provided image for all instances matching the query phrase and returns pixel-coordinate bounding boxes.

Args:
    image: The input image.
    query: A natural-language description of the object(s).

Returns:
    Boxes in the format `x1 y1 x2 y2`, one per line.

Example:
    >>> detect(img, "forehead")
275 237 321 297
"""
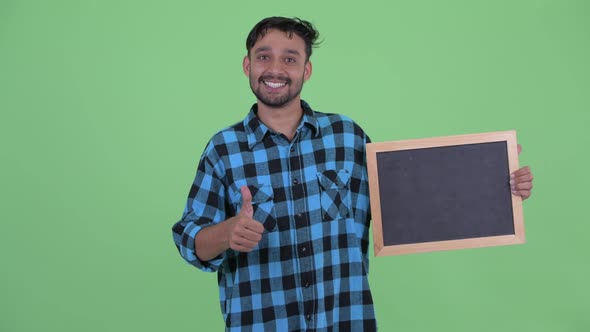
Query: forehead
252 29 306 54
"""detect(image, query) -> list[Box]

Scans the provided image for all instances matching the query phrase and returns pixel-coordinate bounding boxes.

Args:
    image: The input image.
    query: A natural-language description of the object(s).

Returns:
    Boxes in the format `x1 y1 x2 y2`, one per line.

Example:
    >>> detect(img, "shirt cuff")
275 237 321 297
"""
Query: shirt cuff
178 220 224 272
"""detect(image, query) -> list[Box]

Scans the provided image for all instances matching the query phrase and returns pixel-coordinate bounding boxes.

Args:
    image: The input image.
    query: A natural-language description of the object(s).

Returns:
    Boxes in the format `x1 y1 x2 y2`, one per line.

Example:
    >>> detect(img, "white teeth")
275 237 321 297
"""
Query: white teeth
264 81 286 88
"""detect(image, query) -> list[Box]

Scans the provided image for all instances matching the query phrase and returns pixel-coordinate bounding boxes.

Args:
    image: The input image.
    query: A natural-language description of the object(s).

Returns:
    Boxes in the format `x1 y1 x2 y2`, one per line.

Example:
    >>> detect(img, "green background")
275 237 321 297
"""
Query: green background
1 0 588 331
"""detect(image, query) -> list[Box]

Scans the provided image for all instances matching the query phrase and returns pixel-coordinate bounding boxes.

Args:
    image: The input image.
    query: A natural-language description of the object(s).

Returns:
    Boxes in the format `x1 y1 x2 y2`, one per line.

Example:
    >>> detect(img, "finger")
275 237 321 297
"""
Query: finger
232 238 258 249
229 231 260 249
513 172 533 182
231 242 258 252
245 219 265 234
232 218 263 239
512 182 533 191
239 227 263 242
239 185 253 217
230 230 262 251
511 166 531 178
509 173 533 189
513 190 531 200
517 144 522 155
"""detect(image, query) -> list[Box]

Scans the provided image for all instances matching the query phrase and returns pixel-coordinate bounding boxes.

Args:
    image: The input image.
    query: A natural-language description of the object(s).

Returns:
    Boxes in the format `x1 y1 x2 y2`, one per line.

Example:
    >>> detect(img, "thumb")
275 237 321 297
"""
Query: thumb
517 144 522 155
239 185 253 217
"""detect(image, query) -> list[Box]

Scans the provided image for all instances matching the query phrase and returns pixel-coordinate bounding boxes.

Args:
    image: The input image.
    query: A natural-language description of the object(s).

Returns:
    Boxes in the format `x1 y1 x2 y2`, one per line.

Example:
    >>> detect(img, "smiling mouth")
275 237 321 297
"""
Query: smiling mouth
263 81 287 88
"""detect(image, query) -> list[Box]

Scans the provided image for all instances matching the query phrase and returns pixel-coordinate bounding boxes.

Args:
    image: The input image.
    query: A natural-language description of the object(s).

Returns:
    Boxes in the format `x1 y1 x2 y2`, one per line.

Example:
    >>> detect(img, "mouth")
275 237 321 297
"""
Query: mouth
263 80 287 89
260 75 290 90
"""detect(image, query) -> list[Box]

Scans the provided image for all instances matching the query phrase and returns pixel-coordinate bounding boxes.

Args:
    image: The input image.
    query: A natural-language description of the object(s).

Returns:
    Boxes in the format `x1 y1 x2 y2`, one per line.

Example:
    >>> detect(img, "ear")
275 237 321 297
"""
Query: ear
304 60 312 82
242 56 250 77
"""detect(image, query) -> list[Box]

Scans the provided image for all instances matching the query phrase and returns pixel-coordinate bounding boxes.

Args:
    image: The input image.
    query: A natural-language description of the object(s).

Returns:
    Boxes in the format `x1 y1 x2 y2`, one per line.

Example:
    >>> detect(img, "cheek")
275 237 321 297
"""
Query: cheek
293 65 307 75
290 68 306 81
249 66 265 79
248 69 260 81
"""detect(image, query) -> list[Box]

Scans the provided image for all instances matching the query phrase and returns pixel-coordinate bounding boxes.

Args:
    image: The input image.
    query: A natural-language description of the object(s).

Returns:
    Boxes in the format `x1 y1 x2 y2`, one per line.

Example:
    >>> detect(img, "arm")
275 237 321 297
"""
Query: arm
172 144 264 270
171 147 230 271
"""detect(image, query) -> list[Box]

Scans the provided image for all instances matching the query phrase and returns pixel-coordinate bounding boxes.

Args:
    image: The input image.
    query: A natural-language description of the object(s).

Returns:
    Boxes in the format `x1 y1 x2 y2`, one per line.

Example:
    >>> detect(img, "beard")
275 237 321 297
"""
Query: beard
250 73 304 108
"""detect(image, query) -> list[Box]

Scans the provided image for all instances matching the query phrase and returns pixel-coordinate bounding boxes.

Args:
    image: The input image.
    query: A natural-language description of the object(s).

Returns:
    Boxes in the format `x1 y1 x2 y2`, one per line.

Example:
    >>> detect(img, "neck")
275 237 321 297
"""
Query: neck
256 98 303 141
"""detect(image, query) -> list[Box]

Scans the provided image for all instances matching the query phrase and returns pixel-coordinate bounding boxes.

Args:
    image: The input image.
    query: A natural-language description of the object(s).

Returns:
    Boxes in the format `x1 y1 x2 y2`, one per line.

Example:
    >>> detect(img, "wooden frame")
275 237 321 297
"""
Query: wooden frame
366 131 525 256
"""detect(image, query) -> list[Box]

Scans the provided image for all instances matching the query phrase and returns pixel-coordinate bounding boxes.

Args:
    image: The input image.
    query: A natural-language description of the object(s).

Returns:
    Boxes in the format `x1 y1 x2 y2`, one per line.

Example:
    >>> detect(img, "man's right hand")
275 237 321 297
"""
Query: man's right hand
225 185 264 252
194 185 265 261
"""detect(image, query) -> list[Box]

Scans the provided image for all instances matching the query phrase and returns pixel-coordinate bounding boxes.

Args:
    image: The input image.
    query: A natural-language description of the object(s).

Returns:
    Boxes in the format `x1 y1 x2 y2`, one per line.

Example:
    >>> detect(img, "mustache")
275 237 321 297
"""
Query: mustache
259 75 291 84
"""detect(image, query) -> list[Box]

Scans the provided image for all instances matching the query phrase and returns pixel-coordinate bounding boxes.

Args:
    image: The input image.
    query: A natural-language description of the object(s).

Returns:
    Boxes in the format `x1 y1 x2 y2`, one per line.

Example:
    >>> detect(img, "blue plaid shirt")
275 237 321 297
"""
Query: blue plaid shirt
172 101 377 331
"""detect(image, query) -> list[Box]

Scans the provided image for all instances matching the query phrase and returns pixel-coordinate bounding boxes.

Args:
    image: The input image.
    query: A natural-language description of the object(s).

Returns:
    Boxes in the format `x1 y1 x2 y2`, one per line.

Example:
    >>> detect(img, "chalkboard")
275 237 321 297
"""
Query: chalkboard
366 131 525 256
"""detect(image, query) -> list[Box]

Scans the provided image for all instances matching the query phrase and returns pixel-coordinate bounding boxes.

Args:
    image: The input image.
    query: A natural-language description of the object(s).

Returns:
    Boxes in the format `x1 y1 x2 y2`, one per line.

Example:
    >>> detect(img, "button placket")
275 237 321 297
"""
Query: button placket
288 133 316 328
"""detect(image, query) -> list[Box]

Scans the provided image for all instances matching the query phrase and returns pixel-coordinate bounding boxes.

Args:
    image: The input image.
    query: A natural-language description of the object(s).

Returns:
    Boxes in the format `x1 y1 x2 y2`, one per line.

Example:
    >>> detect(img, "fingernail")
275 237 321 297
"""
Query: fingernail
510 174 515 179
509 180 515 185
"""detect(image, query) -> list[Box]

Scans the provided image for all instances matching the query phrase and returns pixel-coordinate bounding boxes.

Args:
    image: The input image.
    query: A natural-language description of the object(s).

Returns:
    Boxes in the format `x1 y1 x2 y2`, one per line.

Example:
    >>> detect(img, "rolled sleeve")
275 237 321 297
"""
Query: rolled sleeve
172 144 228 272
172 216 224 272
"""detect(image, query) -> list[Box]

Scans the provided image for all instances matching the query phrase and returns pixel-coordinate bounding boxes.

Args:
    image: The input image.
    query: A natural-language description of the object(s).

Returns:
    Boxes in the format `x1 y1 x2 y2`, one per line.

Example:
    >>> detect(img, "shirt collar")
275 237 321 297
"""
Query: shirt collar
244 100 320 149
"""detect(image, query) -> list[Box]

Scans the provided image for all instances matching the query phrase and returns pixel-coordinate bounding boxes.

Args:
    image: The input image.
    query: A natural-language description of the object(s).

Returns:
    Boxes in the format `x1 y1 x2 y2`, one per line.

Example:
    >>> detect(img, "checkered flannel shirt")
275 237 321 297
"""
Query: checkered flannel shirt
172 101 377 331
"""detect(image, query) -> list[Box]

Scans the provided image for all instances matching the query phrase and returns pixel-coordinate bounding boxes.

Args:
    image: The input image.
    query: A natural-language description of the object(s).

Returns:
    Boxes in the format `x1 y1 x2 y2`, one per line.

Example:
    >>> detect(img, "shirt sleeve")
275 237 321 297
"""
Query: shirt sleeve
349 120 372 274
358 131 372 274
171 144 228 272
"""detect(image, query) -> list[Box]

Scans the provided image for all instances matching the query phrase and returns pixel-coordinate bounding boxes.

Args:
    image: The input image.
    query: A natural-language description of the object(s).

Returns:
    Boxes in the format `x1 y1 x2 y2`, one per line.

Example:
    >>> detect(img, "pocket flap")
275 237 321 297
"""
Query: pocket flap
317 169 351 190
247 184 274 203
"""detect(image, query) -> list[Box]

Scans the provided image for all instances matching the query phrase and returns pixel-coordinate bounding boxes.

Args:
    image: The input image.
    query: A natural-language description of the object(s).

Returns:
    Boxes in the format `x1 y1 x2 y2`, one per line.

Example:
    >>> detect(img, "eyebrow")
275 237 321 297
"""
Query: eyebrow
253 46 302 56
284 48 301 56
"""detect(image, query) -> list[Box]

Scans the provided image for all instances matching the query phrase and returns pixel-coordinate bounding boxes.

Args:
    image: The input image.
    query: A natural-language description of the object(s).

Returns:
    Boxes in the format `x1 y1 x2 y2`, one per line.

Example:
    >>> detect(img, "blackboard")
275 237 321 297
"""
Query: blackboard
366 131 525 256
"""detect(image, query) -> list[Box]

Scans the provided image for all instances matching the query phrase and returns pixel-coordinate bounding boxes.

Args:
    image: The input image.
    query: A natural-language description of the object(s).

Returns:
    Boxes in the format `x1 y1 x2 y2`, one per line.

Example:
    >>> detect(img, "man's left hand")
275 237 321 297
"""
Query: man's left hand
511 144 534 200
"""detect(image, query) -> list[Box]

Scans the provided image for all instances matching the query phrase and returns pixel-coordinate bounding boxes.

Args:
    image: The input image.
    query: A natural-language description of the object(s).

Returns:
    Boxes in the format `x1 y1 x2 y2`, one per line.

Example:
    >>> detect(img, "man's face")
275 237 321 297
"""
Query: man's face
243 29 312 109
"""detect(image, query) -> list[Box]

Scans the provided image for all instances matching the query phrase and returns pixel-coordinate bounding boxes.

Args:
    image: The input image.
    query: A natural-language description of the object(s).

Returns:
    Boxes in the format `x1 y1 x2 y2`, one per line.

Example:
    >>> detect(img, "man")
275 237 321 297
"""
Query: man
172 17 533 331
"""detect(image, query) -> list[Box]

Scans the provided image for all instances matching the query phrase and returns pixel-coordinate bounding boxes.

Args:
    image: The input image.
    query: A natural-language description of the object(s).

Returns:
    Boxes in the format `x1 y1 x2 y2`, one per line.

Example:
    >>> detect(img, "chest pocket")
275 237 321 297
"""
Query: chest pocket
317 169 351 221
231 183 276 232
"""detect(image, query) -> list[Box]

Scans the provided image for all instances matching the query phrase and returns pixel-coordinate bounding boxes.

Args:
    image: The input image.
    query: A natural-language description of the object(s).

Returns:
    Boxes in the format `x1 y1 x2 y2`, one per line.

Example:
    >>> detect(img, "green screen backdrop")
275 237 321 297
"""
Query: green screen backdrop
1 0 588 331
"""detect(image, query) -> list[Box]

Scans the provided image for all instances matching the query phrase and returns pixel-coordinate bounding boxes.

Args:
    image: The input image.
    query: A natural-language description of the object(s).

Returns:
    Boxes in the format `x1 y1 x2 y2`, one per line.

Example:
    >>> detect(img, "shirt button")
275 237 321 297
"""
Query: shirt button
301 246 307 252
290 146 295 152
292 178 299 185
305 314 311 321
304 282 310 288
296 213 302 219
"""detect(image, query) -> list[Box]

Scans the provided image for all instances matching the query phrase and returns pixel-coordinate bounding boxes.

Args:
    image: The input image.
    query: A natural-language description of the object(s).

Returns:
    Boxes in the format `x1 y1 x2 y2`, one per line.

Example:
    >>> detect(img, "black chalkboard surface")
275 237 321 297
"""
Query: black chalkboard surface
366 131 525 256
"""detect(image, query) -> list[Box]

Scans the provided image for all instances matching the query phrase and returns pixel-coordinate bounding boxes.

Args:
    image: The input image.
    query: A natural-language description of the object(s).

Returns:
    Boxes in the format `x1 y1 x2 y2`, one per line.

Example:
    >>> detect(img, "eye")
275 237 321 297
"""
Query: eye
285 57 296 63
257 55 270 61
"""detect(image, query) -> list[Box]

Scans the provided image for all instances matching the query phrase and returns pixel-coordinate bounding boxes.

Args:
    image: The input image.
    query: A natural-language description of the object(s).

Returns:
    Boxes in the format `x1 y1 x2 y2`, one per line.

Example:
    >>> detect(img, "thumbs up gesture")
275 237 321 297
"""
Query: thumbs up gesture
226 186 265 252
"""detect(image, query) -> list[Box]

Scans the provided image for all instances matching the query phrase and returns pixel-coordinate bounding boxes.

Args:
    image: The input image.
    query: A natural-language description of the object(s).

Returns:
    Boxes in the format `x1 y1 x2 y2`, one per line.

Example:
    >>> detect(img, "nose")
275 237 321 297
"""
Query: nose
267 58 286 74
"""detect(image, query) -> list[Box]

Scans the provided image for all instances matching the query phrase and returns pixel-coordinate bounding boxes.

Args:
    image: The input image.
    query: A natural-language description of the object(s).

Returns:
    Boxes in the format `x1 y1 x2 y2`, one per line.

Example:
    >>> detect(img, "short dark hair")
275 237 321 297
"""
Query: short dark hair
246 17 320 61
